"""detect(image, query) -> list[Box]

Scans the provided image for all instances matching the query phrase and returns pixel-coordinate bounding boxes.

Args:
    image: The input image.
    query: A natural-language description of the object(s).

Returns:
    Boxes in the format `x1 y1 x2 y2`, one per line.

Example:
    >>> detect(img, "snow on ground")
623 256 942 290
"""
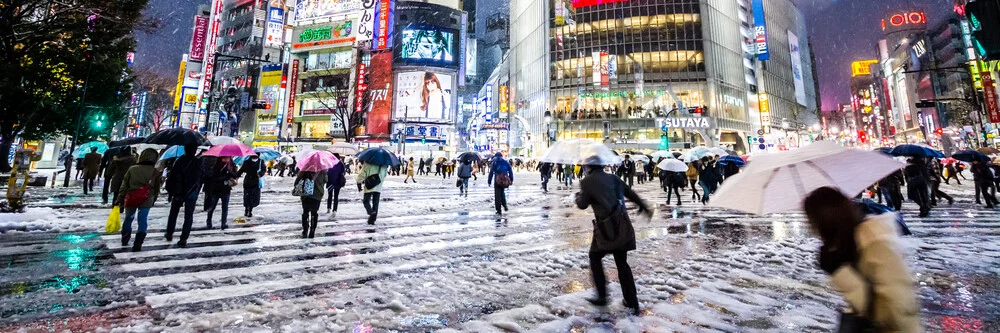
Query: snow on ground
1 174 999 332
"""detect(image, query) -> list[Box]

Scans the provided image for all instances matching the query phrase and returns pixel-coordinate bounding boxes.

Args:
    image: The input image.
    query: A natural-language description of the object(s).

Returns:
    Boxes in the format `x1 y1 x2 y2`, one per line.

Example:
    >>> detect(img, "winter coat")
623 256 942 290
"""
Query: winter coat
118 149 161 208
488 155 514 185
237 158 266 190
107 155 137 194
698 162 721 188
458 163 473 178
666 171 687 187
829 213 921 333
356 162 388 193
575 168 649 252
203 160 238 196
406 162 415 176
296 171 327 201
619 160 635 176
635 161 646 174
165 154 204 199
326 162 347 189
903 163 930 186
82 152 102 179
539 163 553 178
972 163 994 183
685 163 699 180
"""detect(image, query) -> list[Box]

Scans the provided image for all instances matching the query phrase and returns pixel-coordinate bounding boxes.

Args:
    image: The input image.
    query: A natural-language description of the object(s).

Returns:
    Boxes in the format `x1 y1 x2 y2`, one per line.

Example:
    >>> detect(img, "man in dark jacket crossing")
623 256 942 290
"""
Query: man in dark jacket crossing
488 153 514 214
165 144 203 247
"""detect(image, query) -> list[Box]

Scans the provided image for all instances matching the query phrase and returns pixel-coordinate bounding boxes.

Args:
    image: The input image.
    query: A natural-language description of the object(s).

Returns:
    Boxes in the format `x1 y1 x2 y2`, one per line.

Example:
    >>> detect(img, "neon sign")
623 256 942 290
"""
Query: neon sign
571 0 628 8
881 11 926 31
752 0 769 60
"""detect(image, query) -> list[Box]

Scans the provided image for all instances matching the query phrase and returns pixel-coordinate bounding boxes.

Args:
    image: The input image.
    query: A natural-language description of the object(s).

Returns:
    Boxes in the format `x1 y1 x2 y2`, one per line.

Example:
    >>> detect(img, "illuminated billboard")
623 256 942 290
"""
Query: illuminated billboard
294 0 363 22
394 71 454 121
397 28 457 66
365 52 393 136
881 11 926 34
851 59 878 77
571 0 627 8
752 0 769 60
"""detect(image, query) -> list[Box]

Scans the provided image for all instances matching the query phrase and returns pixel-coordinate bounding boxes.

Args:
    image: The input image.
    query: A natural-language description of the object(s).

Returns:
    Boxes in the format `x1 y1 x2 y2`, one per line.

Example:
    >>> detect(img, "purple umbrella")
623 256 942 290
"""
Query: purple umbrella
297 150 340 172
202 143 256 157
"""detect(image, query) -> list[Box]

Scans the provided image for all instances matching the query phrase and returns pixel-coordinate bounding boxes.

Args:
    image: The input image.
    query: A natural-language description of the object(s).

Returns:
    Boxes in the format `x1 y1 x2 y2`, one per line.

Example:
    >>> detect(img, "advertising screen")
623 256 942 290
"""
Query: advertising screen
295 0 363 21
394 71 454 121
397 28 456 66
365 52 393 136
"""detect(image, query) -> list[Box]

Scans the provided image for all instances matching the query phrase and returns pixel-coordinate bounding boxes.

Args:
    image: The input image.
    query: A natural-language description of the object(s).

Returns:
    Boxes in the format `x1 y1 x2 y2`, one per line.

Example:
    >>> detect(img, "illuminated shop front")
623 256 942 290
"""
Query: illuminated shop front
287 18 359 142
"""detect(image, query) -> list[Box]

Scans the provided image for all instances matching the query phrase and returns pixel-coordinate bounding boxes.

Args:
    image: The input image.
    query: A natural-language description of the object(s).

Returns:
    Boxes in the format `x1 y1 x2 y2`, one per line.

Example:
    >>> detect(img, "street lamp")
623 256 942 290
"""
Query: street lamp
543 110 552 147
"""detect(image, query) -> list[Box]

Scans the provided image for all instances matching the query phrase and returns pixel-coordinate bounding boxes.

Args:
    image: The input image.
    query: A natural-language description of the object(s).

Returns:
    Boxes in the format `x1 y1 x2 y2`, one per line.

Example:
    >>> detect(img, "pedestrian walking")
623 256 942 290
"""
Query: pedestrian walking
404 157 417 183
237 155 266 217
972 160 998 208
635 159 646 185
294 169 327 238
619 155 635 187
488 152 513 214
104 149 136 205
802 187 921 333
956 163 968 180
165 144 204 247
686 161 701 201
665 171 685 205
539 162 553 193
289 156 299 177
116 149 161 252
575 157 652 315
698 157 721 204
903 158 931 217
877 170 905 211
943 163 961 185
563 164 575 187
927 158 953 206
276 160 287 177
458 160 473 196
325 153 348 216
81 148 102 194
357 162 388 224
204 156 238 230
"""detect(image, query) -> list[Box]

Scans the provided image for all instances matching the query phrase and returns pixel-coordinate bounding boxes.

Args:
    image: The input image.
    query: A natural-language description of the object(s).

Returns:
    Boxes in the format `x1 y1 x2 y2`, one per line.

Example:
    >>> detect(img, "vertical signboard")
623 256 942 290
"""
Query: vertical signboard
591 51 600 86
199 0 223 113
752 0 769 60
174 60 187 113
372 0 395 51
365 52 393 136
984 72 1000 123
264 7 284 48
189 16 209 62
257 64 283 138
759 93 772 134
355 62 368 115
486 84 493 116
287 59 299 123
459 13 467 86
600 51 609 86
787 30 806 106
358 0 376 44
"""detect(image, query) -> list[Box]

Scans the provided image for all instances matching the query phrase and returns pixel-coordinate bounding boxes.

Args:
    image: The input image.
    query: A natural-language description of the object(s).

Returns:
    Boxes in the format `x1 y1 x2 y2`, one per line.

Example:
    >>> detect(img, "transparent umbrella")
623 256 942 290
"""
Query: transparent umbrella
540 138 621 165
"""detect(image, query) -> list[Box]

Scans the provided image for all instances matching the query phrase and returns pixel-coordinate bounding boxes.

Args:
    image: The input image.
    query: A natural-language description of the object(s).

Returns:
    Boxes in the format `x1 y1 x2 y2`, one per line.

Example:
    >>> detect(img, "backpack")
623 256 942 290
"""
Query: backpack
293 177 315 196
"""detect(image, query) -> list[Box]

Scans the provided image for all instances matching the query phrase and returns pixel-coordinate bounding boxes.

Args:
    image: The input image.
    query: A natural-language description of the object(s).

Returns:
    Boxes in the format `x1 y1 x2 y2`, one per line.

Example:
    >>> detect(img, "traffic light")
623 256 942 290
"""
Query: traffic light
858 130 867 143
659 134 668 149
421 135 427 144
91 113 106 129
691 106 704 114
251 100 271 109
966 0 1000 60
935 128 944 135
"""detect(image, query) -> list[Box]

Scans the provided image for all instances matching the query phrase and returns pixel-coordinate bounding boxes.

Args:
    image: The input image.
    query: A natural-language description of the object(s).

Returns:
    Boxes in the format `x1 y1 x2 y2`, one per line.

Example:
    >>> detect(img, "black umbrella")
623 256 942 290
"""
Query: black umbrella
672 152 682 158
456 152 481 164
952 150 990 163
109 137 146 147
144 128 210 146
356 147 400 166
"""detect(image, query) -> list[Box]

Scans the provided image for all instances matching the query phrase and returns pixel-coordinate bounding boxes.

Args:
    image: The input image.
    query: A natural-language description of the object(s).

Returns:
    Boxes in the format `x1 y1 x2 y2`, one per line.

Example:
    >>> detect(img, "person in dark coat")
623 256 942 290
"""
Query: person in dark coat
100 150 114 204
165 144 204 247
877 170 905 211
204 156 238 230
325 153 347 215
457 160 473 196
665 171 686 205
575 157 651 315
237 155 266 217
116 149 161 252
698 157 721 205
944 163 961 185
488 153 514 214
104 149 136 205
619 155 635 187
296 170 327 238
538 162 553 193
926 158 953 206
971 160 998 208
81 148 102 194
903 158 932 217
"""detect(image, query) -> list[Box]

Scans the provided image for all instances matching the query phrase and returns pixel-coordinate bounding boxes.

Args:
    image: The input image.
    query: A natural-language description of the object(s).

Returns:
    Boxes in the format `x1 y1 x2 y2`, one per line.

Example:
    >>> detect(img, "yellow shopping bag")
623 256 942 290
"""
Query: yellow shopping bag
105 206 122 233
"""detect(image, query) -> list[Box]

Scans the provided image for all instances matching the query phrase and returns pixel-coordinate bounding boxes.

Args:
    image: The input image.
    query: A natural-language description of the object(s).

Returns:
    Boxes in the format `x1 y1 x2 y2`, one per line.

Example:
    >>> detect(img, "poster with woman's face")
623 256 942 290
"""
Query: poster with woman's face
394 71 453 121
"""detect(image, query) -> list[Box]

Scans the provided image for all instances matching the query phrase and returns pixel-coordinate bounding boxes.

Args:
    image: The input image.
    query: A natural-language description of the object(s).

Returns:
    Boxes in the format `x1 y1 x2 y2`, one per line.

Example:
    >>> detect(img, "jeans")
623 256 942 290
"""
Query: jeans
699 181 712 203
206 193 230 228
363 192 381 216
564 173 573 186
590 250 638 308
494 186 508 213
540 175 550 192
167 196 197 243
459 177 470 194
122 207 150 236
326 186 342 211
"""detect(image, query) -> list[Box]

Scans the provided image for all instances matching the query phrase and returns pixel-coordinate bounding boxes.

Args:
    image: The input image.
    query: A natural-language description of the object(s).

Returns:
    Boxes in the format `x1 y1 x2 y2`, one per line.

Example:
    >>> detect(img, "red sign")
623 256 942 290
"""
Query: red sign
600 51 609 86
365 52 393 136
983 72 1000 123
200 0 223 101
571 0 627 8
189 16 209 62
881 11 926 31
355 63 367 114
287 59 299 123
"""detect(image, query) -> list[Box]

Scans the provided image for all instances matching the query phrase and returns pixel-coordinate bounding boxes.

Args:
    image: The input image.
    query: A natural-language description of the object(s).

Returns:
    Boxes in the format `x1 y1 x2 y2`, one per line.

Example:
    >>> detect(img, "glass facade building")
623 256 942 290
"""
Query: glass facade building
507 0 817 155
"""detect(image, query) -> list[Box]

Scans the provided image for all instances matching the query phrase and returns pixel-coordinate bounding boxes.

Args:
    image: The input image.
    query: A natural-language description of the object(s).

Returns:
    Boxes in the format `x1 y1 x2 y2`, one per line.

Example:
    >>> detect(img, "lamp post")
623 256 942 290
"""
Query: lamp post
543 110 552 147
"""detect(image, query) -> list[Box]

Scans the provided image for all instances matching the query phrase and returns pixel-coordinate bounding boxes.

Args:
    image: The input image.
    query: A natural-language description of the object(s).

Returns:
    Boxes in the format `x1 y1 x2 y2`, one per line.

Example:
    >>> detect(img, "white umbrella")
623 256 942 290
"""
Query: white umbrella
630 155 650 163
327 142 359 155
657 159 689 172
540 138 621 165
651 150 676 160
208 136 240 145
709 141 905 215
709 147 729 157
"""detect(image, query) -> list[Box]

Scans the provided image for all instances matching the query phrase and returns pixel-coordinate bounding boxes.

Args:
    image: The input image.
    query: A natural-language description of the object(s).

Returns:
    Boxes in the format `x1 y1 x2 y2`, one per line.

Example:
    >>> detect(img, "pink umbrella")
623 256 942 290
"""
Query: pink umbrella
297 150 340 172
203 143 255 157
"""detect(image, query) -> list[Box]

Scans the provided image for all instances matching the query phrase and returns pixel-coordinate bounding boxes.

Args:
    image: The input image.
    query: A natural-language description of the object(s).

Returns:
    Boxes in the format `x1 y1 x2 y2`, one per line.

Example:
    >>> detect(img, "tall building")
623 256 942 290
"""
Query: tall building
501 0 817 156
876 8 939 145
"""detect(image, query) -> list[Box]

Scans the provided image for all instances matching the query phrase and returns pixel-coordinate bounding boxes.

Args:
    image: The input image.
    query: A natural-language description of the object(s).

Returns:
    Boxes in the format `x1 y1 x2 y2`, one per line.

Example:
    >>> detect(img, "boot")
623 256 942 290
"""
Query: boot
131 233 146 252
301 214 309 238
121 232 131 246
367 214 376 225
309 217 318 238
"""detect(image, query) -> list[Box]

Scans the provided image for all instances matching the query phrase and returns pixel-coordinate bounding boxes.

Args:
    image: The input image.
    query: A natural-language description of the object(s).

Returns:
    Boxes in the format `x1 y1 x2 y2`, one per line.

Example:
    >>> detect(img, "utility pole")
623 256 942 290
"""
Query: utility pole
64 58 93 188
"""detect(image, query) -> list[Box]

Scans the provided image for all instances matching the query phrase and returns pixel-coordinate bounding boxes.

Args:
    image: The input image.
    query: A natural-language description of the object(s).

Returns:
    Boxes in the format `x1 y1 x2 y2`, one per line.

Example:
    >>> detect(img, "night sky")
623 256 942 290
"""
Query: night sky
135 0 956 111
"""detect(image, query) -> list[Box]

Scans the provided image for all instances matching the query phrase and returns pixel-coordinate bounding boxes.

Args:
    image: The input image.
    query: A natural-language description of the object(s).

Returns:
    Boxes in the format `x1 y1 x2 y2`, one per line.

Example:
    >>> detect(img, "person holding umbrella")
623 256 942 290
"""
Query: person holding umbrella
539 162 553 193
457 160 473 196
698 157 721 205
972 160 998 208
237 154 266 217
356 148 395 224
658 159 689 206
686 160 701 202
903 158 932 217
326 153 347 216
165 144 204 246
295 150 336 236
488 152 514 214
926 157 953 206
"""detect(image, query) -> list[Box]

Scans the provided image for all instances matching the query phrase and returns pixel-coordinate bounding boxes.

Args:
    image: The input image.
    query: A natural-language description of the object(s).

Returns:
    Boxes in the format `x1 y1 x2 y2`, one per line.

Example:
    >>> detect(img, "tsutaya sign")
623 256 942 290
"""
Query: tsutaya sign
658 117 711 129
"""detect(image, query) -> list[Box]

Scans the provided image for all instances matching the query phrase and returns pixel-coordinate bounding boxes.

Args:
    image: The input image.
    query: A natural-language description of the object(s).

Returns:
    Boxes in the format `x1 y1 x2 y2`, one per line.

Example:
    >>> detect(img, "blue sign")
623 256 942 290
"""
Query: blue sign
758 137 765 144
759 144 766 150
752 0 769 60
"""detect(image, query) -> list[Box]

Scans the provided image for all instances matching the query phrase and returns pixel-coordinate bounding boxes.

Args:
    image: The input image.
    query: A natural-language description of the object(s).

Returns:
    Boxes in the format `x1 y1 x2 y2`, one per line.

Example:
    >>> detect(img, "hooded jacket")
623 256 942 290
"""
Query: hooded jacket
830 213 921 333
118 149 161 208
356 162 388 193
488 154 513 185
107 154 137 193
